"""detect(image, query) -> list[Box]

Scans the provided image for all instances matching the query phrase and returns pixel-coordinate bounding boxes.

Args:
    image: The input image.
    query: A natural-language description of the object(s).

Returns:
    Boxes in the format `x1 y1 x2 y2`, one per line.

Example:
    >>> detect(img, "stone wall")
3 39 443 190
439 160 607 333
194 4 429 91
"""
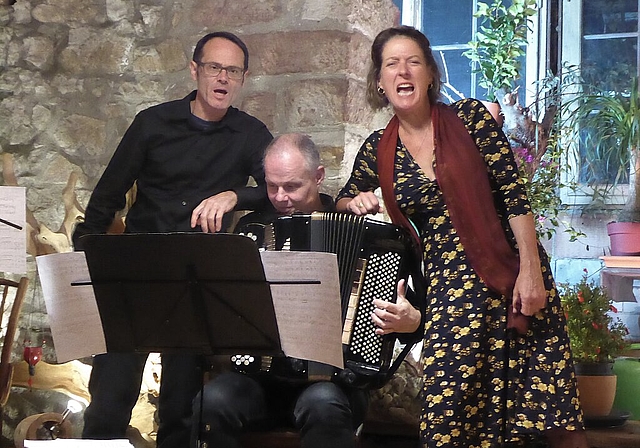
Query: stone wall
0 0 399 360
1 0 397 223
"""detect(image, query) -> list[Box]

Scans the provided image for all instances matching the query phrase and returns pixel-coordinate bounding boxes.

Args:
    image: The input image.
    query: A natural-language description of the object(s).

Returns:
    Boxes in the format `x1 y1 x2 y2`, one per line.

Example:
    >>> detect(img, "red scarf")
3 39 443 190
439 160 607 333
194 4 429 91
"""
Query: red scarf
378 103 527 333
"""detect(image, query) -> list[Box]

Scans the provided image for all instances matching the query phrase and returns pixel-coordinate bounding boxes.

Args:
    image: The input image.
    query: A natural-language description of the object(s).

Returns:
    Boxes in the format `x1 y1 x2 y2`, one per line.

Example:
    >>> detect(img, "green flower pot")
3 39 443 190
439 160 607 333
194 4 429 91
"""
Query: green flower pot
613 345 640 420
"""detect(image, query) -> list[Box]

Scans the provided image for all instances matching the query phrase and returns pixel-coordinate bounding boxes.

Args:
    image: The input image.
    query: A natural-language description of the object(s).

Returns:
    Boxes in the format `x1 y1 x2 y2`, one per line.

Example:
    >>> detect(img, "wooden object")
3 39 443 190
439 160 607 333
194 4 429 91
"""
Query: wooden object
586 419 640 448
13 412 73 448
0 278 28 405
0 277 29 439
11 360 91 404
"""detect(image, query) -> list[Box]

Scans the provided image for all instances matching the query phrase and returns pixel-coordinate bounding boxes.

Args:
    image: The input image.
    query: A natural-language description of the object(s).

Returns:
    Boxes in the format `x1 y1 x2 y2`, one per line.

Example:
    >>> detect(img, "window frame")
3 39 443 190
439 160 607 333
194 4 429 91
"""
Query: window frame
399 0 636 207
560 0 637 206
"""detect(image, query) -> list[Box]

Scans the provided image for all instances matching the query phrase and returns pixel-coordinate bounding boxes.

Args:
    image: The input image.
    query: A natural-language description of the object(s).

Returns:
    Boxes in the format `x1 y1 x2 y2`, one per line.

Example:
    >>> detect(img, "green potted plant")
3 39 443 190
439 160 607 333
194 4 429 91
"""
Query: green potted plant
559 270 629 416
565 76 640 255
507 66 585 242
462 2 584 242
462 0 538 104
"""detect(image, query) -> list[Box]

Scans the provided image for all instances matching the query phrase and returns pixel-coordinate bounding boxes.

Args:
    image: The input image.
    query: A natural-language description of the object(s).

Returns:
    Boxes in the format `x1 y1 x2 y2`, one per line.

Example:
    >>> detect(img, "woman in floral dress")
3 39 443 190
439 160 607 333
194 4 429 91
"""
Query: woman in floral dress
336 26 587 448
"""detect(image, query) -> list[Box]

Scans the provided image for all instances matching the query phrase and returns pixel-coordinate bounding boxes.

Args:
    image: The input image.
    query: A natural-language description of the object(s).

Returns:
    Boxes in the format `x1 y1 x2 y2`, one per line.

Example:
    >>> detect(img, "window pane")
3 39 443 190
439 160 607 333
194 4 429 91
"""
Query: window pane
392 0 403 17
583 0 638 35
435 49 472 102
423 0 528 103
575 0 639 189
582 38 637 91
423 2 473 45
578 127 630 185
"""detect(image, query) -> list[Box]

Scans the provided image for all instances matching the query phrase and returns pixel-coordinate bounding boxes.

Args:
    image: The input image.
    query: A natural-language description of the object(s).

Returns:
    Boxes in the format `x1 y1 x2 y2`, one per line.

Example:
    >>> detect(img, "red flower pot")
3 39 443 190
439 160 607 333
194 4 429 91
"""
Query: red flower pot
607 222 640 256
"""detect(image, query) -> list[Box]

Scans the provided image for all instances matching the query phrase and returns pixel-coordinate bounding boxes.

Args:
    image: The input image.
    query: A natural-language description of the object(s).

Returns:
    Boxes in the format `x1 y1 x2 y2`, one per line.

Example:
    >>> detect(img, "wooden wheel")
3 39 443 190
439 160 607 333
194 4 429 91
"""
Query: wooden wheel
14 412 73 448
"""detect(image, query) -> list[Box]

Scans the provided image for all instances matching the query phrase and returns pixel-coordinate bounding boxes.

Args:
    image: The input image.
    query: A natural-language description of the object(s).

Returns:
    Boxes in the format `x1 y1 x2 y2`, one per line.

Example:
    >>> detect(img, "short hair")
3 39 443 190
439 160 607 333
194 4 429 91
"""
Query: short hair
192 31 249 71
366 26 442 110
264 133 321 173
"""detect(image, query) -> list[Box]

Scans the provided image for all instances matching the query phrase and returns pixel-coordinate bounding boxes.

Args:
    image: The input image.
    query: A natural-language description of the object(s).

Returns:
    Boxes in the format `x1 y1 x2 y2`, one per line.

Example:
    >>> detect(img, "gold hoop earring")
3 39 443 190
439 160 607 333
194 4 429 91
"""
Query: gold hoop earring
378 87 385 95
428 83 433 90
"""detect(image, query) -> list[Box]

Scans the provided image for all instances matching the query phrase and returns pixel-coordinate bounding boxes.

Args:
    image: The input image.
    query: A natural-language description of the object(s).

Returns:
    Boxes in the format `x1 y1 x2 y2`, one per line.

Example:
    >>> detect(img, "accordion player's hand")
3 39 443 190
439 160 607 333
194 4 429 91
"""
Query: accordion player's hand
372 279 421 335
340 192 383 216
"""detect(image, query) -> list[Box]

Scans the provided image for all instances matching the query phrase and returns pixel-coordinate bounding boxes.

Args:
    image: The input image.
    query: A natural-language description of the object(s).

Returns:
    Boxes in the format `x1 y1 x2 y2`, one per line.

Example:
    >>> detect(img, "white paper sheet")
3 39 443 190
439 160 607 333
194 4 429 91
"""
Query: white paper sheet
36 252 106 362
0 186 27 274
24 439 133 447
260 251 343 369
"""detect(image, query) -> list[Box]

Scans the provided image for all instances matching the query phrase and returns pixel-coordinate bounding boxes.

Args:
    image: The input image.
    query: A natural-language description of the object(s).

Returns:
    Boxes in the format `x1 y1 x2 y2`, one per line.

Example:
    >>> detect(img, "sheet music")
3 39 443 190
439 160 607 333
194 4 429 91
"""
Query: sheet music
24 439 133 447
36 251 106 362
260 251 344 369
35 249 343 367
0 186 27 274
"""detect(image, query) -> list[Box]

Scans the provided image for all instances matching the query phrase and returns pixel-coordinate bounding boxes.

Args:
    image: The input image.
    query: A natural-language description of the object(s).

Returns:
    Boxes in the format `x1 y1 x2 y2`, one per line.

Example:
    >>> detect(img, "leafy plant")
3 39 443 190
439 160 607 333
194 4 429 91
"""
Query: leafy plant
463 0 538 102
559 270 629 364
513 142 578 241
510 67 585 241
565 76 640 222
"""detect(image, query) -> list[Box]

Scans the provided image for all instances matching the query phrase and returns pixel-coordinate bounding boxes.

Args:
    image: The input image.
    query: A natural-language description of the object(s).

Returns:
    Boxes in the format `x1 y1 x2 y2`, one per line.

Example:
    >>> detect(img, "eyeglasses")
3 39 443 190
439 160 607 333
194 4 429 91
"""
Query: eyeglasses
196 61 245 80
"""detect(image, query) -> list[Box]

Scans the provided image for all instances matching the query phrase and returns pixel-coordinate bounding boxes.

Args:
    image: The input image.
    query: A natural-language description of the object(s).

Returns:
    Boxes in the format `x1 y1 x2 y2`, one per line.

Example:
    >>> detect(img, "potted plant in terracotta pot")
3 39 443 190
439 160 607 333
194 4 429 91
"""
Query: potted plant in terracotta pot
559 270 629 416
566 76 640 255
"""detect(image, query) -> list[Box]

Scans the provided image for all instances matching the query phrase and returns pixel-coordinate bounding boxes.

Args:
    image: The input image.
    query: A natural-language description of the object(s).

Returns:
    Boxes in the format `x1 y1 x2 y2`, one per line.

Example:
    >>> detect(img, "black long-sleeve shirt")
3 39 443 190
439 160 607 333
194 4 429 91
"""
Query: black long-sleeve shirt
73 91 273 246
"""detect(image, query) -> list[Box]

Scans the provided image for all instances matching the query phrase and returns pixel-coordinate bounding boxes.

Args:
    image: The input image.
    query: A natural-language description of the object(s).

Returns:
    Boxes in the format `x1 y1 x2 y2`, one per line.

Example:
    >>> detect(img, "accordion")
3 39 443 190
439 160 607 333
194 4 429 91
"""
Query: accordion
233 211 421 388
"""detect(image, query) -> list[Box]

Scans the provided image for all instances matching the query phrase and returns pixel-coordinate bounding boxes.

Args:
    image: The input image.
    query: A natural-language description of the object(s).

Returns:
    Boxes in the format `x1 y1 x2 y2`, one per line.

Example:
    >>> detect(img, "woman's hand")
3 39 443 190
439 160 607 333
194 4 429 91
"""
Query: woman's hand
371 279 421 335
336 192 383 215
512 264 546 316
508 214 546 316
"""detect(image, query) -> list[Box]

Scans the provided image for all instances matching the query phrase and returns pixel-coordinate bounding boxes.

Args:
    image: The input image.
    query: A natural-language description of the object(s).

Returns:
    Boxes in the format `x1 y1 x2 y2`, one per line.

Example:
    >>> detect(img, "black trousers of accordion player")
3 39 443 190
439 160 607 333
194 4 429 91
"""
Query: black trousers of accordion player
191 371 369 448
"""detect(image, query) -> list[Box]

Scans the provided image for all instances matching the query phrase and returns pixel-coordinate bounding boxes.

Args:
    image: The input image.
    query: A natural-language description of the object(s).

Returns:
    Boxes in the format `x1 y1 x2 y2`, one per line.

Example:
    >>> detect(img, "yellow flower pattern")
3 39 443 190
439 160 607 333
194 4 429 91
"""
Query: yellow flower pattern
337 99 583 446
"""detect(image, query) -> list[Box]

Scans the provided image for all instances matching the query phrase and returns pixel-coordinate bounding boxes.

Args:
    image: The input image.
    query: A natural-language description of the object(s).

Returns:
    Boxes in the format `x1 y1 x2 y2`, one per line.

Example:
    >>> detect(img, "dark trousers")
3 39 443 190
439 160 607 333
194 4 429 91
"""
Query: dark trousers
82 352 203 448
191 372 368 448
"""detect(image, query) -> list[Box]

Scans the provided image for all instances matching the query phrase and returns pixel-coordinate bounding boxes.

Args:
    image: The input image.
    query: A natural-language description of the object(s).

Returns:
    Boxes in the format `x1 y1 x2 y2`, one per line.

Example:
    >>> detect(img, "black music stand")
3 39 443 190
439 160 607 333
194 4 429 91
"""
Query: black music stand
0 218 23 230
76 232 283 357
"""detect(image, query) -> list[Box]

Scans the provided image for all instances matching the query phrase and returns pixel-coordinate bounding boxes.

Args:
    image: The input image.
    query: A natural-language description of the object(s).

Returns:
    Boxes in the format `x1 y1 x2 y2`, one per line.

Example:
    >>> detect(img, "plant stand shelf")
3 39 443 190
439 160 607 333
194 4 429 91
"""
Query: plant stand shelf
586 419 640 448
600 267 640 302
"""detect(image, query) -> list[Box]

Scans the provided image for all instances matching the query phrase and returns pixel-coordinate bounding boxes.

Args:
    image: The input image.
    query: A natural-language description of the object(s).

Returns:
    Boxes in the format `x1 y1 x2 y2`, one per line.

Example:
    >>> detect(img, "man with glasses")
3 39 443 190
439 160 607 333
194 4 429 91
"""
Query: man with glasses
73 31 273 448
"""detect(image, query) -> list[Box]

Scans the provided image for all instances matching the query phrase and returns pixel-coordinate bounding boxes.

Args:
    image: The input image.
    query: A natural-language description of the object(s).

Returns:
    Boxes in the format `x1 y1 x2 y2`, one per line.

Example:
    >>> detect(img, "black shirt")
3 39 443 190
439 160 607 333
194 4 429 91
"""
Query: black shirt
73 91 273 245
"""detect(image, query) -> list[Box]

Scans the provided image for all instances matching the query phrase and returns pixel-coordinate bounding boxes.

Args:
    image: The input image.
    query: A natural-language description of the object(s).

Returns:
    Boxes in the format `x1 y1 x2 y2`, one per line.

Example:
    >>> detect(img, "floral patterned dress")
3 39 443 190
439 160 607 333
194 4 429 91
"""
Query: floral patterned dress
337 99 584 447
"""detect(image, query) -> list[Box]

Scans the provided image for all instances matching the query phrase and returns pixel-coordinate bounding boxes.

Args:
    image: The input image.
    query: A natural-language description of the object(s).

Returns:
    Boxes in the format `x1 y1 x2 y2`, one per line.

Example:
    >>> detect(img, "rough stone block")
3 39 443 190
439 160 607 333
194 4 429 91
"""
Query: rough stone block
190 0 281 28
345 78 375 125
246 30 358 76
106 0 134 22
132 39 188 74
59 29 134 76
32 0 107 25
318 144 343 172
240 91 277 131
135 5 166 39
283 78 347 128
53 114 106 159
23 36 56 71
